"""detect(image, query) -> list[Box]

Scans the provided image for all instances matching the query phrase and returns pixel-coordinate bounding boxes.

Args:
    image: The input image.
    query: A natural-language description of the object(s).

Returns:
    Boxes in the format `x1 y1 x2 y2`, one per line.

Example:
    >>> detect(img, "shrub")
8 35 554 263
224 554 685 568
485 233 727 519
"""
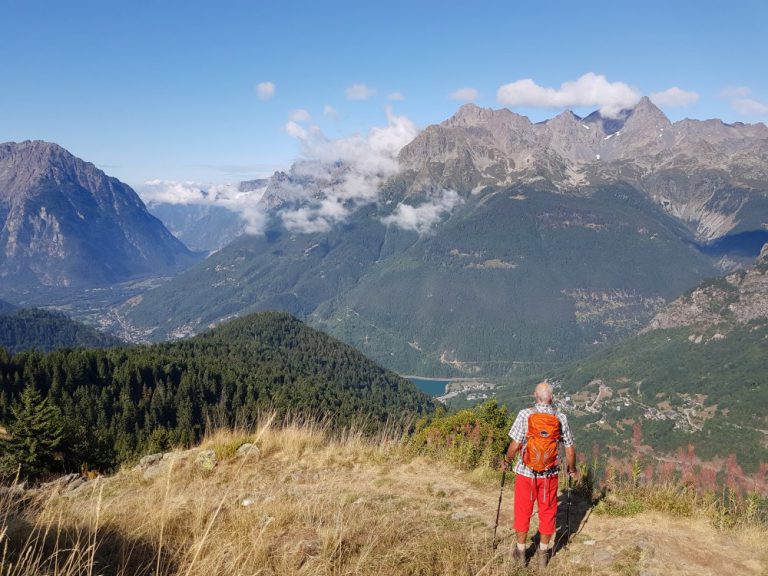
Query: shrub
410 400 513 470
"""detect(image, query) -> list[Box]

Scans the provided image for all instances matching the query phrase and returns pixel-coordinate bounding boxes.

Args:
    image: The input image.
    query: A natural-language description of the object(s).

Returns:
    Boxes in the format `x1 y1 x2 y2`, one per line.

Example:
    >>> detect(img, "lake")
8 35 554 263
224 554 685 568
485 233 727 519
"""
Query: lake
406 376 452 397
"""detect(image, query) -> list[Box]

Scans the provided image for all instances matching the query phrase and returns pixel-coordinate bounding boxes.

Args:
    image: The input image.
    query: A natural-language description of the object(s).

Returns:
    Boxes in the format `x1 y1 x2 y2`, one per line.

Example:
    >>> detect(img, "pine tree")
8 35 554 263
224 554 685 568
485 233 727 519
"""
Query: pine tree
0 384 65 479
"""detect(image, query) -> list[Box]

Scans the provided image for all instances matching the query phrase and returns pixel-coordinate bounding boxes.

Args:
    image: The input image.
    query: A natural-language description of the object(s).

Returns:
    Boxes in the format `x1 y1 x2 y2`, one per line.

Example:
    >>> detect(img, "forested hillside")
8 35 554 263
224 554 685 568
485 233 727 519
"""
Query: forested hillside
127 184 716 377
0 312 434 478
503 248 768 473
0 308 123 353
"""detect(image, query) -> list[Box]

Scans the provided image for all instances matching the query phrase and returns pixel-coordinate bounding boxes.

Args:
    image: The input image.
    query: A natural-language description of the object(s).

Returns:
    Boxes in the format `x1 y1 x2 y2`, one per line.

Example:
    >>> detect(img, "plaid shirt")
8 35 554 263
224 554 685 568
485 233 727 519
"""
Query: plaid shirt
508 403 574 478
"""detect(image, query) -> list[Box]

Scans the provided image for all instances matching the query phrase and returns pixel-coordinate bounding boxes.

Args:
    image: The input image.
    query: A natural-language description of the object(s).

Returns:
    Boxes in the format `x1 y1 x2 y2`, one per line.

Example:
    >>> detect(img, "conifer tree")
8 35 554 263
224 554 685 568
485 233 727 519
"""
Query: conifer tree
0 384 65 479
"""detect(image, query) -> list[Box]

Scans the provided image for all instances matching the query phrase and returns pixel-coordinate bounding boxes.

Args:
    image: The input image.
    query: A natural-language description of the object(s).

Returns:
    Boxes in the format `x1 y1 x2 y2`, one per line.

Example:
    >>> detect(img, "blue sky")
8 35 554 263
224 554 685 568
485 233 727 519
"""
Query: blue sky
1 0 767 187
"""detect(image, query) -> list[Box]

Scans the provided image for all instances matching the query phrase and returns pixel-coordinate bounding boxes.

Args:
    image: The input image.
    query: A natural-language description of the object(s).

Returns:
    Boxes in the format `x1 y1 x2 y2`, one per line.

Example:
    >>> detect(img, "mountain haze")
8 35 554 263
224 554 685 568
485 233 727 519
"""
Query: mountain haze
142 178 272 252
147 202 245 252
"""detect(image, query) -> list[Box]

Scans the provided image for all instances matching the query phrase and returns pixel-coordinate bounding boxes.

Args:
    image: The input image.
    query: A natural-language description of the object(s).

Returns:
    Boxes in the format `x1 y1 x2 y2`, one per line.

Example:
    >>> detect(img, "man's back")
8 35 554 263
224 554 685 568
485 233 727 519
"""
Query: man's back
508 403 574 477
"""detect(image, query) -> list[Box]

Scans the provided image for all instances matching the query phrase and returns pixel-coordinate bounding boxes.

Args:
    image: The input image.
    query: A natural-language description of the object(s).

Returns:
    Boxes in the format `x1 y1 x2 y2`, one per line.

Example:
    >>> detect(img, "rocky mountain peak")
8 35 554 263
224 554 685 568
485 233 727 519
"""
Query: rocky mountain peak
1 141 75 199
441 103 532 132
444 103 495 127
0 140 87 172
635 95 667 115
0 141 196 291
443 103 485 124
396 100 768 242
546 110 583 128
620 96 671 133
0 139 69 162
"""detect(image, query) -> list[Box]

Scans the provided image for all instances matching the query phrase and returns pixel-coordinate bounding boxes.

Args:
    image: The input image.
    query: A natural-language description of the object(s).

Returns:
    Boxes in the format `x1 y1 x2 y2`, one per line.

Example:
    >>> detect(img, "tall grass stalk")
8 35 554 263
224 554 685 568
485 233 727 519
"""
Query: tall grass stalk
1 415 765 575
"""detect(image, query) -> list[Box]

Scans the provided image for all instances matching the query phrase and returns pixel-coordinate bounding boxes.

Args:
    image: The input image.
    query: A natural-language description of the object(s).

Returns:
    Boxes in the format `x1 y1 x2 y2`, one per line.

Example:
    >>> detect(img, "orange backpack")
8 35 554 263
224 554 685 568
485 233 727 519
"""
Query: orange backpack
522 412 562 472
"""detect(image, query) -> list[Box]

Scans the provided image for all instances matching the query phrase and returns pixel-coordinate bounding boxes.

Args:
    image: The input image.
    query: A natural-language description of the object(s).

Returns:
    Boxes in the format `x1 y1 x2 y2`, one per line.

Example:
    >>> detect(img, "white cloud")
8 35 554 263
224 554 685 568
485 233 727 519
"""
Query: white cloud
138 180 270 234
497 72 640 118
381 190 464 235
720 86 752 99
279 106 420 232
284 121 308 140
346 83 375 100
142 108 428 237
323 105 339 119
255 81 275 101
289 109 311 122
387 92 405 101
720 87 768 117
731 98 768 116
289 106 417 178
449 87 479 102
649 87 699 107
140 180 210 205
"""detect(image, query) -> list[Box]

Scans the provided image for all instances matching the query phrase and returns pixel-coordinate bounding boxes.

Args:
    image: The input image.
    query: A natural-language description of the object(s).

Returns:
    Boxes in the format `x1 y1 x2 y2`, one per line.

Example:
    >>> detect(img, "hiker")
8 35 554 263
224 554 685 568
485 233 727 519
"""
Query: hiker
501 381 577 569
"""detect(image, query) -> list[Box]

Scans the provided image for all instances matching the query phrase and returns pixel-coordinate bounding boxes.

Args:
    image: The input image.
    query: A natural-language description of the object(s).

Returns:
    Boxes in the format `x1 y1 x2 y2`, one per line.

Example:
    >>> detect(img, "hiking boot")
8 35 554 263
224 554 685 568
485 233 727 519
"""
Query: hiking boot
537 546 552 570
511 546 525 566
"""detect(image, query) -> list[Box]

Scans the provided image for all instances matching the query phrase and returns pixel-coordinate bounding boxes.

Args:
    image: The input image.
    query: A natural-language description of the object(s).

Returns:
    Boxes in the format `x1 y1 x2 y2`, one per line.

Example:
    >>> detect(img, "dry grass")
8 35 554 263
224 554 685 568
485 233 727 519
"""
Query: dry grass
1 418 766 575
0 418 524 576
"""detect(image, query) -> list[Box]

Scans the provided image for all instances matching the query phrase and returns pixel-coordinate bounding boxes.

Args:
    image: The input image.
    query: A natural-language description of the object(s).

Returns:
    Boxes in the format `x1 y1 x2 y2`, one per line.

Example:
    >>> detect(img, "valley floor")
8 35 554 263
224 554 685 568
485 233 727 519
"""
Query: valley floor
2 422 765 575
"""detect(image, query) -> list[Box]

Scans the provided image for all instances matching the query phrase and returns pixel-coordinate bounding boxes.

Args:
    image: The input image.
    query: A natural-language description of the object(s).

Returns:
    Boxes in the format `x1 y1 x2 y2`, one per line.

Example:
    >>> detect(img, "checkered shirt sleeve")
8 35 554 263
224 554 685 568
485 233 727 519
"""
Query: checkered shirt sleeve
508 408 532 443
558 412 575 448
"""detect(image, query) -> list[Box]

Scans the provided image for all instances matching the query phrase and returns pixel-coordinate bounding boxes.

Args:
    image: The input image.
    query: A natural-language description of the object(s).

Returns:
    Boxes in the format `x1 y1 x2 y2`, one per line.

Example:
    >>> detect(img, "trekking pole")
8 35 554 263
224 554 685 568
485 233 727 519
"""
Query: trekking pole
566 472 572 539
492 469 506 550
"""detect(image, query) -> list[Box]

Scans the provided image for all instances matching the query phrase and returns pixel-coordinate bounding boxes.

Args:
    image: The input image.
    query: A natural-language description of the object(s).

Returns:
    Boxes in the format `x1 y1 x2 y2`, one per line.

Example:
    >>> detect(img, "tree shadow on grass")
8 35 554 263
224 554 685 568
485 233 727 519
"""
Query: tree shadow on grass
3 514 175 576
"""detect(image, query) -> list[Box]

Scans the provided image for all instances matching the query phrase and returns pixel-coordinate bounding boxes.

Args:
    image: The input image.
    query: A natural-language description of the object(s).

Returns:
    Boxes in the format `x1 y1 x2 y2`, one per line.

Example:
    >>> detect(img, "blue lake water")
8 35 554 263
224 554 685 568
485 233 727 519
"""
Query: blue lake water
407 377 452 396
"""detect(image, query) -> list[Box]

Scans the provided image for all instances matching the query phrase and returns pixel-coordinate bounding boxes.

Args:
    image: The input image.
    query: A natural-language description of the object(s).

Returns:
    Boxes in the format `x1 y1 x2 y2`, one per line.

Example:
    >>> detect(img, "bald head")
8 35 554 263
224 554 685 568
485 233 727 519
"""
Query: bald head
534 381 554 404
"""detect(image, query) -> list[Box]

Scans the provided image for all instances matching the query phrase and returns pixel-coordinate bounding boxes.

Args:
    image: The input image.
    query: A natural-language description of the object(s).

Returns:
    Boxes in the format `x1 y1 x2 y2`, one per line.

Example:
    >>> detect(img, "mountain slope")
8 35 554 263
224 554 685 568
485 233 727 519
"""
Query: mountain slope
0 307 123 353
314 183 715 375
123 100 768 376
0 312 434 470
534 246 768 471
125 203 397 338
126 182 717 376
0 141 197 293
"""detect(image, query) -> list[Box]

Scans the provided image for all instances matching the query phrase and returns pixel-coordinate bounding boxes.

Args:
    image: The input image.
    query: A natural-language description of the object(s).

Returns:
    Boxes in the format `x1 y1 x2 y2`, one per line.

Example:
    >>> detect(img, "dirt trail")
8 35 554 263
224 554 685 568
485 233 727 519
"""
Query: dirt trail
20 441 766 576
557 510 766 575
420 466 767 576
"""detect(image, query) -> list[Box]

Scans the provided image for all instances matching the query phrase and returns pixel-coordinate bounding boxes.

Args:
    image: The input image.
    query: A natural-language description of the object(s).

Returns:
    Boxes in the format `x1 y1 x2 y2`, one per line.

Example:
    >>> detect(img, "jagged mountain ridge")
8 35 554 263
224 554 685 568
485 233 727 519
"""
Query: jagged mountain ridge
146 98 768 254
399 98 768 242
0 141 197 293
123 99 768 377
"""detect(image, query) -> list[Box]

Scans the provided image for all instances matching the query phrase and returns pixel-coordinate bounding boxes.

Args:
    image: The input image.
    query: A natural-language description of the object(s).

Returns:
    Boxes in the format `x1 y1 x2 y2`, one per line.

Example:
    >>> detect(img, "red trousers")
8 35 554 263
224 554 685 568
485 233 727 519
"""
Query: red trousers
513 474 558 535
